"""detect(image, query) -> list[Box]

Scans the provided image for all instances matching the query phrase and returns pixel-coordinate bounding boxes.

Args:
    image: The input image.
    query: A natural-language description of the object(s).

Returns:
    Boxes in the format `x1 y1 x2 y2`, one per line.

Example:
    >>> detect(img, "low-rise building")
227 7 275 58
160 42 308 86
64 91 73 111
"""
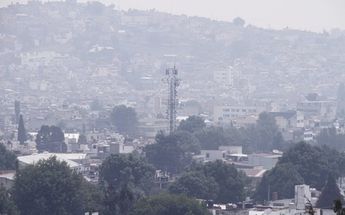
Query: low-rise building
214 105 259 124
247 153 281 170
17 153 88 173
0 170 15 189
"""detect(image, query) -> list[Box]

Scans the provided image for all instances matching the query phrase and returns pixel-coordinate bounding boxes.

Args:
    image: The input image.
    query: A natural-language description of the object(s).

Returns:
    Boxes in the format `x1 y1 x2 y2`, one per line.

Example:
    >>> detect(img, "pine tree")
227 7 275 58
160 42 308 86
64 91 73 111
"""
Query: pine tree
17 114 27 145
316 175 344 209
14 100 20 124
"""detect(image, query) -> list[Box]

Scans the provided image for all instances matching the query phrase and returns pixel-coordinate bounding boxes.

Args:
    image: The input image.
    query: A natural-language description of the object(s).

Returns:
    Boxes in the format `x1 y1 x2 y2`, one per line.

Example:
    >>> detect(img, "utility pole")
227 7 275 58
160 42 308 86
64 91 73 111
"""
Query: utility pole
165 66 180 134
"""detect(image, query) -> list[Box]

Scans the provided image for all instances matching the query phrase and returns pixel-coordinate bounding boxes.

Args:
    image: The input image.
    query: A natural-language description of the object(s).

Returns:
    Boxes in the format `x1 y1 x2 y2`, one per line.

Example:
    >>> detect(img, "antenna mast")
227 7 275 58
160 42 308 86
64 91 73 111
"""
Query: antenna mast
165 65 179 134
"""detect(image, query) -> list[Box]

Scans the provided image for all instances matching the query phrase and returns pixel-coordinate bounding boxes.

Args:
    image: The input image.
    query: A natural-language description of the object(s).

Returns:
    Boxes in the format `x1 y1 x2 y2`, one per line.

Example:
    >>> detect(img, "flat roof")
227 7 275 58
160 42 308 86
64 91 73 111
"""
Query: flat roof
18 153 87 168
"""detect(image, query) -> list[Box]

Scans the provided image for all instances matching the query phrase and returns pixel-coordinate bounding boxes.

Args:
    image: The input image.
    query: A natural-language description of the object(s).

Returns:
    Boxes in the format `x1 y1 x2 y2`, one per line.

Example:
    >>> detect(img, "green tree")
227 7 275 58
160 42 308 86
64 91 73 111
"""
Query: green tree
35 125 67 152
334 199 345 215
233 17 245 27
278 142 345 189
17 114 27 145
254 142 345 201
202 160 247 203
173 131 201 154
316 127 345 151
0 144 17 170
256 112 283 151
194 127 230 150
177 116 206 133
100 154 155 215
317 175 344 209
103 184 138 215
14 100 20 124
13 157 87 215
99 154 155 194
111 105 138 136
169 171 219 200
145 132 192 174
0 187 18 215
254 163 304 201
130 193 211 215
82 182 104 214
170 161 247 203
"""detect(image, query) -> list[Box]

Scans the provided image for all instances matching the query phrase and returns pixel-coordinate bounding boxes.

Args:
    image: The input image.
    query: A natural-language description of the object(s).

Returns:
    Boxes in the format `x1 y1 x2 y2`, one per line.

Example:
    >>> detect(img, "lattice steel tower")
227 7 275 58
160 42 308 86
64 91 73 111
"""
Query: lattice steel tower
165 66 180 134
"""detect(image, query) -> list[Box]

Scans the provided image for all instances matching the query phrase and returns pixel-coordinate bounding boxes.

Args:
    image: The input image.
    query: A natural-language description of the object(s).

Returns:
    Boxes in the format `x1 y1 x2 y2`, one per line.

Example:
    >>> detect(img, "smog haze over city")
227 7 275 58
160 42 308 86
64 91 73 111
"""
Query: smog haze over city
1 1 345 214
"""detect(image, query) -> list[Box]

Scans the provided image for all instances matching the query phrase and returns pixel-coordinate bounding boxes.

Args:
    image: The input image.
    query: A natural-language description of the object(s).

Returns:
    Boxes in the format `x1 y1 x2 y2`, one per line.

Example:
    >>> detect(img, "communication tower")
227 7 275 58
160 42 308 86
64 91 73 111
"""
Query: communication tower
165 66 180 134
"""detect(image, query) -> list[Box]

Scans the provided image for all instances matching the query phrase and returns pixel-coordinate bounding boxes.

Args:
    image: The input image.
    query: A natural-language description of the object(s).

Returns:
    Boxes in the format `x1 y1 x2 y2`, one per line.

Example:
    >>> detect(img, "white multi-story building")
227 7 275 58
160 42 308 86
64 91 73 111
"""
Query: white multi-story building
213 105 266 124
295 184 311 210
213 66 239 88
297 100 337 121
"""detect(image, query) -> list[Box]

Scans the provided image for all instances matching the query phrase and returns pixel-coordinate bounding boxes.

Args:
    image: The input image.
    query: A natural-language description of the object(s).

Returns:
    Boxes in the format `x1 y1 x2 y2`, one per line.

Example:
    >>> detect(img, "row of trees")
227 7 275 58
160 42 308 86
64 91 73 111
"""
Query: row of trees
110 106 284 154
254 142 345 203
0 153 210 215
2 139 345 213
15 104 138 148
142 113 284 176
177 113 284 153
18 105 283 155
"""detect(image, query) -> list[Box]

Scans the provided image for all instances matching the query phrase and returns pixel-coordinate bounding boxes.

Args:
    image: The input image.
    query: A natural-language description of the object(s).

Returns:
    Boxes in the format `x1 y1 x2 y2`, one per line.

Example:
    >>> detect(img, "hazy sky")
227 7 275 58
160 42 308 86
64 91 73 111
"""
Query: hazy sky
2 0 345 32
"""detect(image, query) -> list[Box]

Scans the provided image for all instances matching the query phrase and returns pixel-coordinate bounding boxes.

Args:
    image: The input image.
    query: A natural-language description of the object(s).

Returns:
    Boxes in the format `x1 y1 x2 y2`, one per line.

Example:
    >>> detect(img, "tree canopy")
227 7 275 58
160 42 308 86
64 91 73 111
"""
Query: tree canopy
110 105 138 136
334 199 345 215
317 127 345 151
254 163 304 201
99 154 155 194
316 175 344 209
169 171 219 200
14 100 20 124
0 187 18 215
254 142 345 201
193 114 283 153
17 114 27 145
170 160 247 203
130 193 211 215
0 144 17 170
255 112 283 151
194 127 230 150
145 132 192 174
172 130 201 154
103 183 138 215
233 17 245 27
177 116 206 133
278 142 345 189
35 125 67 152
13 157 89 215
99 154 156 215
